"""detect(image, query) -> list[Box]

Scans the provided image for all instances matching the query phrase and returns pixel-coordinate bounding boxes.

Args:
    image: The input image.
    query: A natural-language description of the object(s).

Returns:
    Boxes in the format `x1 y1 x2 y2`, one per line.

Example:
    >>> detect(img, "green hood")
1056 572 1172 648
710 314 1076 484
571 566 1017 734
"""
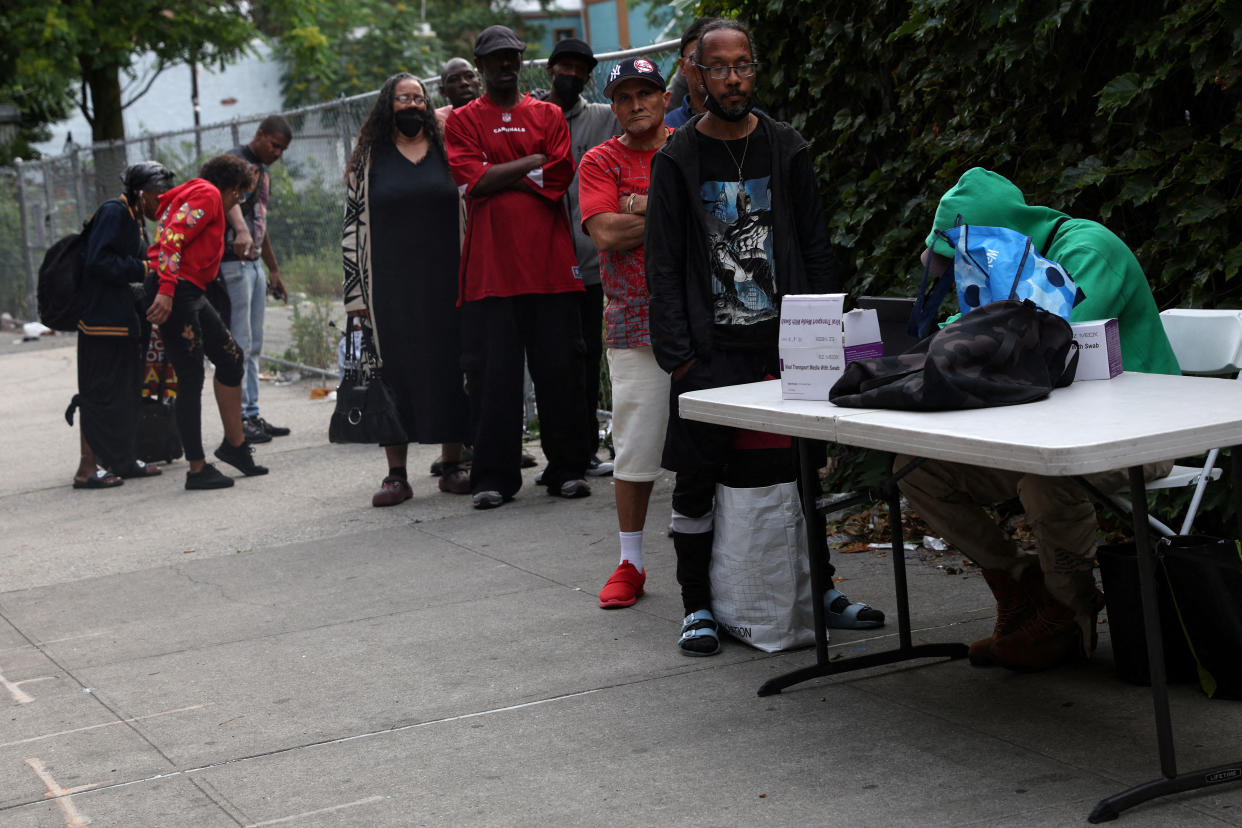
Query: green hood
926 168 1068 258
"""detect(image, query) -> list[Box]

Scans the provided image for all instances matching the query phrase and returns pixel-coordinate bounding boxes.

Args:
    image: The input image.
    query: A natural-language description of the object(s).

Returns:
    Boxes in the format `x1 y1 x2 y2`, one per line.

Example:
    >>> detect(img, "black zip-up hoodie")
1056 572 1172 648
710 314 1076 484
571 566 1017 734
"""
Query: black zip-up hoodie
77 196 147 338
643 111 837 373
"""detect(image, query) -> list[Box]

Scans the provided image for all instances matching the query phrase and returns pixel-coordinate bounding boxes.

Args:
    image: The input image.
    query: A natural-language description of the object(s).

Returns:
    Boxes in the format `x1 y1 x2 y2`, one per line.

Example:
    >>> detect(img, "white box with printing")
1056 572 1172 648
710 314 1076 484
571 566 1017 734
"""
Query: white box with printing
778 294 845 350
1070 318 1123 381
780 348 845 400
843 308 883 363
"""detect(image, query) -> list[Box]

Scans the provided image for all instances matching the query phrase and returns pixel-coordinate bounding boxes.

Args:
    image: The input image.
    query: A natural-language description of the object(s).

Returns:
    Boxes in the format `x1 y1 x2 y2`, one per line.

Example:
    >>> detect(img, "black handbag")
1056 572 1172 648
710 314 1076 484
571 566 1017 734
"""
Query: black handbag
829 299 1079 410
136 331 183 463
328 322 408 446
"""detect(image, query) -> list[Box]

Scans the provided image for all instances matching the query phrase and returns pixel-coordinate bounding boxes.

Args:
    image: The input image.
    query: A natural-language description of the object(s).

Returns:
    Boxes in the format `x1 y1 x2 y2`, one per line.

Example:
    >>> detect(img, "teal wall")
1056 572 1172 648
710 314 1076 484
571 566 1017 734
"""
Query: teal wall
522 14 586 56
522 2 677 57
626 2 674 50
586 3 620 52
584 0 677 52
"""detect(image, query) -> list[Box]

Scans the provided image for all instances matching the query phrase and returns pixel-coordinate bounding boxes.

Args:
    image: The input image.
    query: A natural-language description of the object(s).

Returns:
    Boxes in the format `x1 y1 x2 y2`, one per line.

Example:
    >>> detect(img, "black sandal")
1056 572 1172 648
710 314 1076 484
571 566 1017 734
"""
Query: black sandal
116 460 162 479
73 468 124 489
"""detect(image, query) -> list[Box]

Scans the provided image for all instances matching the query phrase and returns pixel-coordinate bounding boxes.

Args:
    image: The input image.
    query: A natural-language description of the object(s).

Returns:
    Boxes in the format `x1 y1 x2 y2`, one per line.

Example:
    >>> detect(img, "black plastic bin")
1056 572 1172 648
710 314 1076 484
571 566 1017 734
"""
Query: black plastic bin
1096 541 1198 687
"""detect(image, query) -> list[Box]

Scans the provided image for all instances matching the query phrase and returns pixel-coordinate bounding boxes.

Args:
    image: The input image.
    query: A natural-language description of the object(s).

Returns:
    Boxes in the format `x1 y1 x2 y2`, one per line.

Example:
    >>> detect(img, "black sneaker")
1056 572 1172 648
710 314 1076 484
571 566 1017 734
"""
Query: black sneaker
185 463 235 490
214 440 269 476
242 417 272 444
253 415 290 437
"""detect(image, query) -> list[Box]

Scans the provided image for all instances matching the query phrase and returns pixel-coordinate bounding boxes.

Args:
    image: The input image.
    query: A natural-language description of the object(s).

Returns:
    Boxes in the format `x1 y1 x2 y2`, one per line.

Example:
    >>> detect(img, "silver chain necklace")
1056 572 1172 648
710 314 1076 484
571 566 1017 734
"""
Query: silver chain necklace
719 129 750 182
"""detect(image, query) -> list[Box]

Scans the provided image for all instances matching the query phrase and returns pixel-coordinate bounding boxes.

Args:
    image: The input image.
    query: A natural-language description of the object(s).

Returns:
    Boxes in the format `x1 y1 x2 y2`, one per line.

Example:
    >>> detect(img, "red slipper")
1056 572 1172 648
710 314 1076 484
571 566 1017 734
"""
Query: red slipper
599 561 645 609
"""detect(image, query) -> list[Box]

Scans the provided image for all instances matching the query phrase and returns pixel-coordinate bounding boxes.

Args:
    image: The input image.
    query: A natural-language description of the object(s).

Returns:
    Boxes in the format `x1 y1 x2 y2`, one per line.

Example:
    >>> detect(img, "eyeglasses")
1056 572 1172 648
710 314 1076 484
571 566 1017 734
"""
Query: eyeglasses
696 62 760 80
394 94 427 105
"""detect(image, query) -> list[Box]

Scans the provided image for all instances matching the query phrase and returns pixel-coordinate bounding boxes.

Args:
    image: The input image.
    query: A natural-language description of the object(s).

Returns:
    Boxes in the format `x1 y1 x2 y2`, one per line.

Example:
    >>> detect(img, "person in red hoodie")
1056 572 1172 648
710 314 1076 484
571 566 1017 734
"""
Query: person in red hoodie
145 154 269 490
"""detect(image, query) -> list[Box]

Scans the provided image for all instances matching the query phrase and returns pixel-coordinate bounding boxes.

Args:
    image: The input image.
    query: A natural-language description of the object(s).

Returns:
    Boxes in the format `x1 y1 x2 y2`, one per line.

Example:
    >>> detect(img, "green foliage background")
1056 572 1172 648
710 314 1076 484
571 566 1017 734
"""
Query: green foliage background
703 0 1242 312
703 0 1242 536
0 1 253 143
255 0 535 108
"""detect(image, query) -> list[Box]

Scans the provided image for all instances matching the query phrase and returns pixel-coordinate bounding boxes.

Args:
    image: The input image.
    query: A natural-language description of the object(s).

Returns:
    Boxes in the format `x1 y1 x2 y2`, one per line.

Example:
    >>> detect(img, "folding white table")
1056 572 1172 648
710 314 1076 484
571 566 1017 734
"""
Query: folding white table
679 372 1242 822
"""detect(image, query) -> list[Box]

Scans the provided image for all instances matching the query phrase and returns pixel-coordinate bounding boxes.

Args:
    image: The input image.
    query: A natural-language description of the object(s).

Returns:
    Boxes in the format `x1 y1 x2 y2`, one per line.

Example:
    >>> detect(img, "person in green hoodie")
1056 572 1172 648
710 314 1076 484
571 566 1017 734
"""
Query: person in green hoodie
895 167 1179 673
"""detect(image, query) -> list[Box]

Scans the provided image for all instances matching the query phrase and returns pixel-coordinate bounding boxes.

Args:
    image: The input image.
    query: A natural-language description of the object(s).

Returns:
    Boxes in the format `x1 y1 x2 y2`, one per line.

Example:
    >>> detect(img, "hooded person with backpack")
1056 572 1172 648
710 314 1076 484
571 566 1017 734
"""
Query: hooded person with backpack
894 167 1180 673
144 154 269 490
68 161 174 489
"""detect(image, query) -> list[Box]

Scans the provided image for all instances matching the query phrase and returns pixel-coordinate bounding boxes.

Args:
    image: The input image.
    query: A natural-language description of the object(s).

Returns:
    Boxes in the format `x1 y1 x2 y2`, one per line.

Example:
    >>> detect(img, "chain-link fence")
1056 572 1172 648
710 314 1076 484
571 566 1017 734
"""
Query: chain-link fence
0 39 679 323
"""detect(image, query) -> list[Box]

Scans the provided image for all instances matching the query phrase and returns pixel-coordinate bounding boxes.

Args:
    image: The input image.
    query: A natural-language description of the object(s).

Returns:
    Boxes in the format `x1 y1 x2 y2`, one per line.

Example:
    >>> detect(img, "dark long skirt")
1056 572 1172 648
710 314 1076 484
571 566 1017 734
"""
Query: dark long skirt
76 333 142 471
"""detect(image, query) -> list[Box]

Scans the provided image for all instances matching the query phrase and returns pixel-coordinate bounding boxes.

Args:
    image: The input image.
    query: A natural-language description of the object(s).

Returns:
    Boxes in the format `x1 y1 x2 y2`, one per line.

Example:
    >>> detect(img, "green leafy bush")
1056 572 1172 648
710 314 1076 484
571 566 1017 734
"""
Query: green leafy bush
0 173 28 317
266 161 342 264
287 298 337 374
704 0 1242 310
281 251 341 301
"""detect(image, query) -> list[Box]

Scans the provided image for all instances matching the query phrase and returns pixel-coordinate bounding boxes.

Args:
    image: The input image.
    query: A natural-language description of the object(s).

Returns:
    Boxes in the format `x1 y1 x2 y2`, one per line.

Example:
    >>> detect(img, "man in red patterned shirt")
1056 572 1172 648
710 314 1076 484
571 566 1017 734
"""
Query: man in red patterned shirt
445 25 591 509
578 57 674 607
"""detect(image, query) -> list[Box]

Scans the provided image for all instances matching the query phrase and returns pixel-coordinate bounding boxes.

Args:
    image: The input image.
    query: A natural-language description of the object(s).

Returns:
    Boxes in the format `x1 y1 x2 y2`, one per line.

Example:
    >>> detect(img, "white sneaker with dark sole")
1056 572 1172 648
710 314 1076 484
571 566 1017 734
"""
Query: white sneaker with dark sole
586 456 614 477
557 479 591 499
472 490 506 509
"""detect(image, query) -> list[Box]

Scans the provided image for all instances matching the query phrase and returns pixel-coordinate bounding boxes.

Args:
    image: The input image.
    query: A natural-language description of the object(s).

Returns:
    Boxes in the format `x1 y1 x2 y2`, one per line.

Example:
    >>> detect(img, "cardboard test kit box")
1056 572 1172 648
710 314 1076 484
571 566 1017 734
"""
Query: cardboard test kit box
1069 318 1123 381
779 295 882 400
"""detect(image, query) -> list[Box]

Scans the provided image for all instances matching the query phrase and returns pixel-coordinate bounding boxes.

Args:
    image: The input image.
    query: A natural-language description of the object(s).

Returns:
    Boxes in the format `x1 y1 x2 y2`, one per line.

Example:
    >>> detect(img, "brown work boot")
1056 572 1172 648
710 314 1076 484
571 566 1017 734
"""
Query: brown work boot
969 566 1045 667
989 597 1084 672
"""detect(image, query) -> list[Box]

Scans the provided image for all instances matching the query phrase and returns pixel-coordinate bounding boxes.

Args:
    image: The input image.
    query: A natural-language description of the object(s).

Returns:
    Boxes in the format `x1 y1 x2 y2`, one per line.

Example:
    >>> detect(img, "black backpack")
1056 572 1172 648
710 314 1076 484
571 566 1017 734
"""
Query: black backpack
829 299 1079 410
36 199 119 332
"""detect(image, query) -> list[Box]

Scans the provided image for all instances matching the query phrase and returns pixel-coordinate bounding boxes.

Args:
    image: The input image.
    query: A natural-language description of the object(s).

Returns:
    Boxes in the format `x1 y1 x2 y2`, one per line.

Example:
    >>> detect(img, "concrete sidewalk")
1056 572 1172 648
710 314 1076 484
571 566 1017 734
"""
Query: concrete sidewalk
2 338 1241 826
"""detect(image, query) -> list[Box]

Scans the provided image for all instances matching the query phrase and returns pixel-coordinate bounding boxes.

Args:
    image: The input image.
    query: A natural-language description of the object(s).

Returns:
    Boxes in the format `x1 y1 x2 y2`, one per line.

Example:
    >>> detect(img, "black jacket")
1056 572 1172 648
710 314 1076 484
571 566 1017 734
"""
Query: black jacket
644 111 837 373
78 197 146 338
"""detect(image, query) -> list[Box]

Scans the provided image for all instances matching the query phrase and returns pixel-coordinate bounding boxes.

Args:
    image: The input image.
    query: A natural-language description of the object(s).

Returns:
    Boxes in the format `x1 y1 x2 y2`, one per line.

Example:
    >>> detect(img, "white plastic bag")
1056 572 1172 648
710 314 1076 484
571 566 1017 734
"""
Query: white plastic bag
710 481 817 652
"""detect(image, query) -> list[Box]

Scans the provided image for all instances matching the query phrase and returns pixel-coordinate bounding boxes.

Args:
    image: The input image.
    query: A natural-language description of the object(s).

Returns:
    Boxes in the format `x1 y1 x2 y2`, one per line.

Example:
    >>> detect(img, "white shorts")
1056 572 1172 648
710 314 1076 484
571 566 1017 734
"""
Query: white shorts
606 346 671 482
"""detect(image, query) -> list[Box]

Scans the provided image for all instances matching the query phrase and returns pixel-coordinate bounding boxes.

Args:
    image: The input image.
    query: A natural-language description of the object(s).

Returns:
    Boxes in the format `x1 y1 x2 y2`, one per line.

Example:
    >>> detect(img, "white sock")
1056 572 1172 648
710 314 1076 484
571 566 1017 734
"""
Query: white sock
619 530 644 572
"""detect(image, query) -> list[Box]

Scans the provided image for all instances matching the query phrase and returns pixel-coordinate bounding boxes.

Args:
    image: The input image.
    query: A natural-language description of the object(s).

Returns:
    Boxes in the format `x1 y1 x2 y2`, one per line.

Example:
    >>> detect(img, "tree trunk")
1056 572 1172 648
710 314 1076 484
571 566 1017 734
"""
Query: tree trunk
82 60 126 204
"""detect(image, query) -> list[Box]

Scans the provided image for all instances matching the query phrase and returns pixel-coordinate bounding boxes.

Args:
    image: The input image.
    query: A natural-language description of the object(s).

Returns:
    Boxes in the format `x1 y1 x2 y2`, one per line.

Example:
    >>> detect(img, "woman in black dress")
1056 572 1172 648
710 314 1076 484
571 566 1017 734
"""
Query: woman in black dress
342 73 471 506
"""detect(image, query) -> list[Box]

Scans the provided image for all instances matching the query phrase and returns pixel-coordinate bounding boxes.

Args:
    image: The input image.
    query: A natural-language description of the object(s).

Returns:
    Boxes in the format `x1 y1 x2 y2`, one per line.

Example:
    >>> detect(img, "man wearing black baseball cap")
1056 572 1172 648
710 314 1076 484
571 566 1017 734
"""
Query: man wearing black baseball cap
533 38 621 482
445 25 593 509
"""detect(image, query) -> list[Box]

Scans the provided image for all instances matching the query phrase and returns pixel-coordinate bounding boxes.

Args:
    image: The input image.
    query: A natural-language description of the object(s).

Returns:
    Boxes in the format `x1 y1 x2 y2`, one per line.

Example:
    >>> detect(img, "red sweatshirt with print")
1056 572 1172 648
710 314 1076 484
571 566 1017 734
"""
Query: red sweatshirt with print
147 178 226 296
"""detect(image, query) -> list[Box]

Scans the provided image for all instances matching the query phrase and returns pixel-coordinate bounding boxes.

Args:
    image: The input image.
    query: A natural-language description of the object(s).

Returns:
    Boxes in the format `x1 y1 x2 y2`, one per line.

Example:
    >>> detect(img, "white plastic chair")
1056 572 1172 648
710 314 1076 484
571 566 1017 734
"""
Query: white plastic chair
1107 309 1242 536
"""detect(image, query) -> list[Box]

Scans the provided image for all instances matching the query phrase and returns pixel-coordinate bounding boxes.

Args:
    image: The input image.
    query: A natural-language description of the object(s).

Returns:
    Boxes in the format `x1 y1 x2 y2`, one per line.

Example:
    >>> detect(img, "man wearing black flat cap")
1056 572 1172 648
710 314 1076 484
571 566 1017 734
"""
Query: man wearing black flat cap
445 25 592 510
533 38 621 481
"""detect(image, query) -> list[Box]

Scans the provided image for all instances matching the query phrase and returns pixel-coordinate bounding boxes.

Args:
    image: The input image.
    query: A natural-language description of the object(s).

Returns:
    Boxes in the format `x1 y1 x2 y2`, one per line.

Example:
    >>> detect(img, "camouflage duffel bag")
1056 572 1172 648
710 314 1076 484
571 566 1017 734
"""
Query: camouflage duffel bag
828 299 1079 410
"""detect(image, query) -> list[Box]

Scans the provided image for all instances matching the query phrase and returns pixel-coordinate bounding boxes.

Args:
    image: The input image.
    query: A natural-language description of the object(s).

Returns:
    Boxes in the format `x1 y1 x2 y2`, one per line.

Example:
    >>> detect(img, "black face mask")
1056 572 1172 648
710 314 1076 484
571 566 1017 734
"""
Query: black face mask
394 108 427 138
703 89 754 123
552 74 586 103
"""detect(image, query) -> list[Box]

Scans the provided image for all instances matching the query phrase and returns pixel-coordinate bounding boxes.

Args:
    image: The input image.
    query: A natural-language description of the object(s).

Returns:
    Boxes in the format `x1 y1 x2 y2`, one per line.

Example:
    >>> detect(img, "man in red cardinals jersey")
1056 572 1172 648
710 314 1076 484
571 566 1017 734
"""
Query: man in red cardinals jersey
445 25 591 510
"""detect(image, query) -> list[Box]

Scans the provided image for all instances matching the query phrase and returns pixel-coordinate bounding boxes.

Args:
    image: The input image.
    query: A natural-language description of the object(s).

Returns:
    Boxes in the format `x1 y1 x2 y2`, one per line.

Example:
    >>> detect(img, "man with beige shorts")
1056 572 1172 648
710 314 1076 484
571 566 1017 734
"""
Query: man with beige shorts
578 57 675 608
